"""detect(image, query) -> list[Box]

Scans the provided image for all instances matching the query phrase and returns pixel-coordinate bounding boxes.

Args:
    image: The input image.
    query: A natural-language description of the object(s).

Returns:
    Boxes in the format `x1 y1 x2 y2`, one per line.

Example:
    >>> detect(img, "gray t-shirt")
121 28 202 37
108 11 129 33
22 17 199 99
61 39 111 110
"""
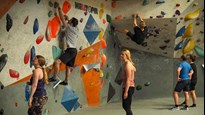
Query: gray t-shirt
64 24 79 48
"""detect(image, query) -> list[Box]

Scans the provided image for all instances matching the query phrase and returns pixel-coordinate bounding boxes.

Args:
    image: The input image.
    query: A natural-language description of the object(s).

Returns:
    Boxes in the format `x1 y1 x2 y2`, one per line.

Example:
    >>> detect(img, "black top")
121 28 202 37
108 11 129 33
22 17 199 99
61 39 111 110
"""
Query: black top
190 63 197 82
133 26 148 44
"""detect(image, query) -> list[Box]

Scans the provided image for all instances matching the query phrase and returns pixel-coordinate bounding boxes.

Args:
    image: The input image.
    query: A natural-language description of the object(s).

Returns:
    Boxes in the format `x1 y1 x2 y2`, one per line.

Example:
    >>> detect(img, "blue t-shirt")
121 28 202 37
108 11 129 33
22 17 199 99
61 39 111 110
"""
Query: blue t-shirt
178 61 192 80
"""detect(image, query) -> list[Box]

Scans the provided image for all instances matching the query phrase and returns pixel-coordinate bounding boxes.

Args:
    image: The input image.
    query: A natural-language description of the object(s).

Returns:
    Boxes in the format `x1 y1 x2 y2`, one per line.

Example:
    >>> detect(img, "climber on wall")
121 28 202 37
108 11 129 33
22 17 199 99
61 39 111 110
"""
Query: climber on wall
112 13 149 47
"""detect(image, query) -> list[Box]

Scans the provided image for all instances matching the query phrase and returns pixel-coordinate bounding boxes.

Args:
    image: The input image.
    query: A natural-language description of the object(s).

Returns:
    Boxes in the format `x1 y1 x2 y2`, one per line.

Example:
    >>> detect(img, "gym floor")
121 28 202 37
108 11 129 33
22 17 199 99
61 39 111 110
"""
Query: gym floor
67 97 204 115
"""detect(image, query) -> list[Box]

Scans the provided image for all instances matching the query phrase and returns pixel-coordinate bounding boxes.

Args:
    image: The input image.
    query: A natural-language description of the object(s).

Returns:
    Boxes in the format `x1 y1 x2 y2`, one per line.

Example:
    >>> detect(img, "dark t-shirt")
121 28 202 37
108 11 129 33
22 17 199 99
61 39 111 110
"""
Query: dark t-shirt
133 26 148 44
190 63 197 82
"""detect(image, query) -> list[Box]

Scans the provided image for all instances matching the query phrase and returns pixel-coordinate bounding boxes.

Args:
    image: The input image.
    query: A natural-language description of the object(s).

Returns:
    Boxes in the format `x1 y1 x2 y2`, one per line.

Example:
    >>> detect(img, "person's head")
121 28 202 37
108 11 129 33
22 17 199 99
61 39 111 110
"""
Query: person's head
180 55 187 61
68 17 78 27
33 55 46 67
120 49 134 65
33 55 48 84
187 54 196 63
140 21 146 28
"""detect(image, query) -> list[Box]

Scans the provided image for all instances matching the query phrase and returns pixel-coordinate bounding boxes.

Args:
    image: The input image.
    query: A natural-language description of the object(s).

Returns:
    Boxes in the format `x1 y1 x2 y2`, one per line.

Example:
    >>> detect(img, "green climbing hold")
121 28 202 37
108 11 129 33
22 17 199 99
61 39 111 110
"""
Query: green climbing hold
48 11 53 17
136 85 142 91
48 1 53 7
106 14 112 23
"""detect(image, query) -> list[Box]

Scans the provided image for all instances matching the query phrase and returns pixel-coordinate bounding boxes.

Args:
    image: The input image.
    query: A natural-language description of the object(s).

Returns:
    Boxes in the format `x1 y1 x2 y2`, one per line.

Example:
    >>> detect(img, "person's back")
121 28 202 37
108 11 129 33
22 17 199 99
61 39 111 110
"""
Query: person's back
33 78 46 97
179 61 192 80
65 18 79 48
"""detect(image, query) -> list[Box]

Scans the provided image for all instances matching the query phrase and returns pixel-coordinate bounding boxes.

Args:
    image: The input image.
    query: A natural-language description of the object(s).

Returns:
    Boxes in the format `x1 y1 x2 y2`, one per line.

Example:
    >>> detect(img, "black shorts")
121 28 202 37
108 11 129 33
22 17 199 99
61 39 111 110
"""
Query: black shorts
126 27 144 44
174 80 191 92
190 81 197 91
59 48 77 67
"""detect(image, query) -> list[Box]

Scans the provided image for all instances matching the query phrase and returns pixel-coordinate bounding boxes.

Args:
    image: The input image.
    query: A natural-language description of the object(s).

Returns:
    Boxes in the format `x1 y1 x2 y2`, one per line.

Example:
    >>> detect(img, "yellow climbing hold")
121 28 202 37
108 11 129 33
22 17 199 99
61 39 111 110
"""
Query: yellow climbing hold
182 23 193 39
184 8 200 21
100 69 103 78
183 38 195 54
99 28 104 40
99 8 104 19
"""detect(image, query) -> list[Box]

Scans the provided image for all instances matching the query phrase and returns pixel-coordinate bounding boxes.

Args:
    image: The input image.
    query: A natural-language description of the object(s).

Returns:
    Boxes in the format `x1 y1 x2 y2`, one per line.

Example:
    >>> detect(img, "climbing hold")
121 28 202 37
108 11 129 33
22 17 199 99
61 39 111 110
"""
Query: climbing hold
194 46 204 57
112 1 117 8
84 11 88 16
6 14 12 32
193 2 198 6
80 18 83 23
175 40 183 50
136 85 142 91
159 45 167 50
23 16 29 25
101 54 107 68
143 0 149 6
182 23 193 39
156 15 164 18
144 82 151 86
106 14 112 23
195 22 200 26
161 11 166 15
33 18 39 34
156 0 165 4
176 3 180 7
183 38 195 54
115 14 123 20
101 39 107 49
176 26 185 38
48 11 53 17
36 35 44 44
175 10 180 16
184 9 200 21
48 1 53 7
164 39 170 43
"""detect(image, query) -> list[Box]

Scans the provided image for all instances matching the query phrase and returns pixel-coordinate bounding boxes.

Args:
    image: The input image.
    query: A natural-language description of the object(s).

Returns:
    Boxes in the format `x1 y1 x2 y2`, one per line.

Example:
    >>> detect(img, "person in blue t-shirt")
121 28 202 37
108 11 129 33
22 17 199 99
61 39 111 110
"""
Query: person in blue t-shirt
171 55 193 111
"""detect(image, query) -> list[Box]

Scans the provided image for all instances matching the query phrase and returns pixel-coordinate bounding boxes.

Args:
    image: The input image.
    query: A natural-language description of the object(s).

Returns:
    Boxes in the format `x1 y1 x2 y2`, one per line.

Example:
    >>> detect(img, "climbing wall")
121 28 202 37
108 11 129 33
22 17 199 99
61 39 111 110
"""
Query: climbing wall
111 0 204 58
112 18 177 58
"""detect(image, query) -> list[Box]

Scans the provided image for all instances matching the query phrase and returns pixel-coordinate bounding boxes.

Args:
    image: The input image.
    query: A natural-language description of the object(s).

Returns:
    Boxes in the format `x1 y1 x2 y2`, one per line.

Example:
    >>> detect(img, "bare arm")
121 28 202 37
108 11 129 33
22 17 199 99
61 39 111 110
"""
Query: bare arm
177 68 182 81
29 69 40 101
124 62 132 98
133 14 138 27
56 3 67 26
137 14 144 22
188 70 193 79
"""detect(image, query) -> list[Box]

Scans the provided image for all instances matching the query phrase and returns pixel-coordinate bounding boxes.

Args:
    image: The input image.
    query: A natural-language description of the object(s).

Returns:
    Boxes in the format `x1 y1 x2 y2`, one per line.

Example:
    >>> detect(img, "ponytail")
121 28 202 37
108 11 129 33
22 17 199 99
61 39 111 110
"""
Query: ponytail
43 68 49 85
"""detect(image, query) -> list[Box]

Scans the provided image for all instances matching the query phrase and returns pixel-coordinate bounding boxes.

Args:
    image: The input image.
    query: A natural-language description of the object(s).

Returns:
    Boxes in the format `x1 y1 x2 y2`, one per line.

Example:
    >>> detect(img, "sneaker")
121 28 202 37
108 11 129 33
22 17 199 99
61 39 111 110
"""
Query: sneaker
171 106 179 111
49 77 57 82
59 81 68 85
180 107 189 111
190 104 196 107
53 77 62 88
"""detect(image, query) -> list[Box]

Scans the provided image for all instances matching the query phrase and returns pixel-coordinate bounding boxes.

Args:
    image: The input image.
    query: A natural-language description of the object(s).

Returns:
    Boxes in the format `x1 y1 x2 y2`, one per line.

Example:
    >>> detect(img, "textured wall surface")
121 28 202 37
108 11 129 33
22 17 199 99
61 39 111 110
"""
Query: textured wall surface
0 0 204 115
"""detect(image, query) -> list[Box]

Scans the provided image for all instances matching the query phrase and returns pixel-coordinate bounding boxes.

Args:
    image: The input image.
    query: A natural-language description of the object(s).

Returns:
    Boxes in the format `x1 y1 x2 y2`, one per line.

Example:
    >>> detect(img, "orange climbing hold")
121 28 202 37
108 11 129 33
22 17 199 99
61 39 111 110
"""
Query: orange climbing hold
101 54 106 68
115 15 123 20
101 39 107 49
